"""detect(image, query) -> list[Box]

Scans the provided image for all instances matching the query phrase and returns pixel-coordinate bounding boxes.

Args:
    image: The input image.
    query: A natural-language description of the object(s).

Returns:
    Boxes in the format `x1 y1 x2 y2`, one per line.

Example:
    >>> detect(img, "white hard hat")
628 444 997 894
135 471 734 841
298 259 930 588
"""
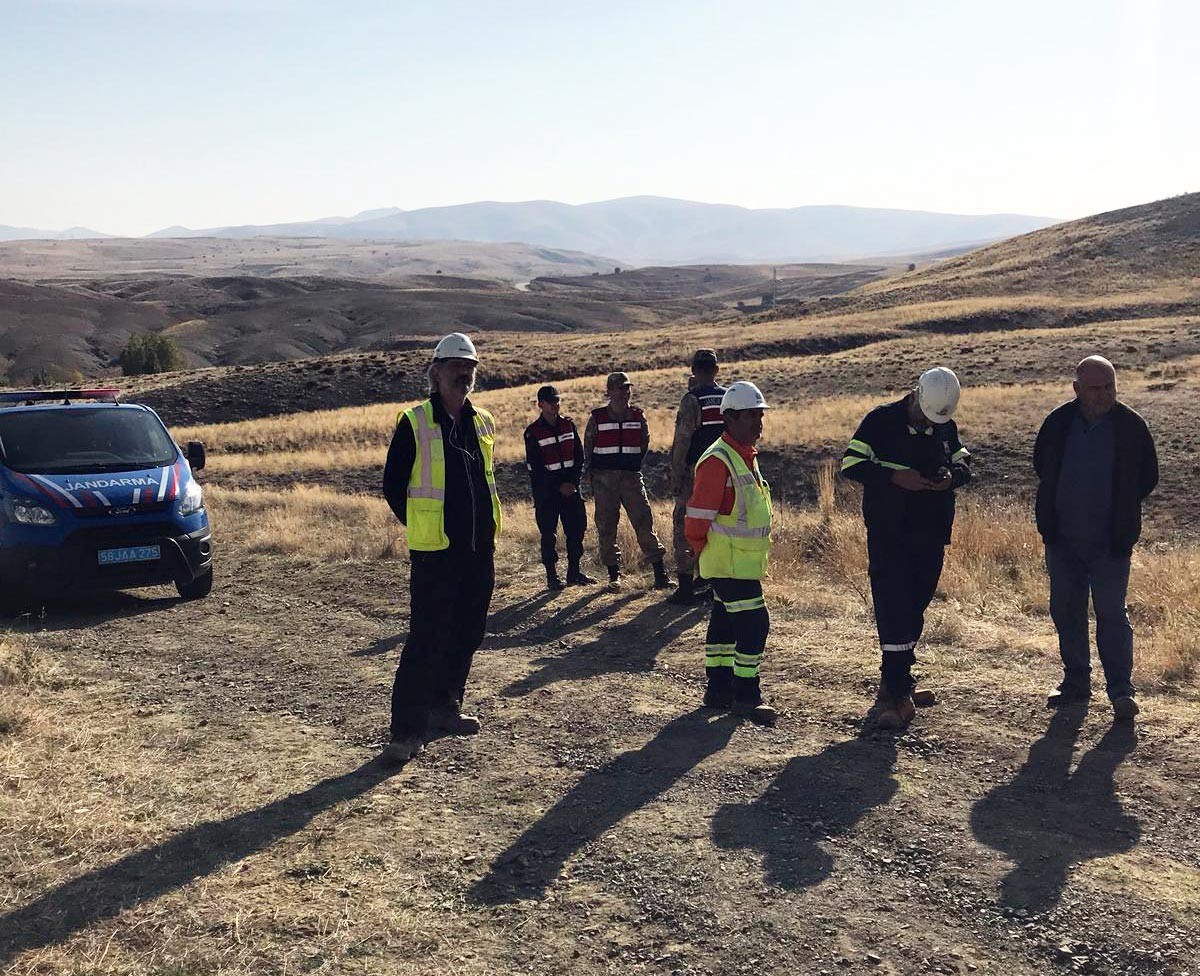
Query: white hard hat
720 381 770 412
432 332 479 363
917 366 961 423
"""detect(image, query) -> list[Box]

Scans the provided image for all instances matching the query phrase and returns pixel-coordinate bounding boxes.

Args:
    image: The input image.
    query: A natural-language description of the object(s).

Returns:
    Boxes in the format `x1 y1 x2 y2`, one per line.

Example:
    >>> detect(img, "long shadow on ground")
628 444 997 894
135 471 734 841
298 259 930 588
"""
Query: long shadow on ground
502 596 706 695
353 588 615 659
0 759 397 966
971 707 1139 911
470 708 738 903
710 732 898 889
486 588 634 650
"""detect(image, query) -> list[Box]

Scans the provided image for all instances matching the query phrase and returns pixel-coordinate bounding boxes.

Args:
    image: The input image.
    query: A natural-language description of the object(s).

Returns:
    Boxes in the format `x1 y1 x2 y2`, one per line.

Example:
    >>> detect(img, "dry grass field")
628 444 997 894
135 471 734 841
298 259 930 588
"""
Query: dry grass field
3 194 1200 975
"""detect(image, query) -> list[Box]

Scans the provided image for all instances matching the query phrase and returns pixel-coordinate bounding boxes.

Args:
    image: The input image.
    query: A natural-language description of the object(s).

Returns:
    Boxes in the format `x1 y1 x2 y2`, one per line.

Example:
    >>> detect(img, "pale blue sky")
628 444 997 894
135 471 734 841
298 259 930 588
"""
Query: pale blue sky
2 0 1195 236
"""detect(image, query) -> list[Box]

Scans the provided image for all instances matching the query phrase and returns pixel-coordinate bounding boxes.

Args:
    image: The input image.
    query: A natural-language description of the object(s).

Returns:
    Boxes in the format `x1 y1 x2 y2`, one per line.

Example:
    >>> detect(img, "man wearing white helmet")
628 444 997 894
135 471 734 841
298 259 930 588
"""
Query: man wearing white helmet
380 332 503 765
840 367 972 730
684 380 777 724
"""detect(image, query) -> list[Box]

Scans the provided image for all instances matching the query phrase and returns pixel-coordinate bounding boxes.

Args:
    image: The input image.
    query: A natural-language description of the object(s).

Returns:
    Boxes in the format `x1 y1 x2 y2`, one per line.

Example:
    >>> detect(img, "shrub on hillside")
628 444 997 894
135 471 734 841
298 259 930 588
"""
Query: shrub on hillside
119 333 185 376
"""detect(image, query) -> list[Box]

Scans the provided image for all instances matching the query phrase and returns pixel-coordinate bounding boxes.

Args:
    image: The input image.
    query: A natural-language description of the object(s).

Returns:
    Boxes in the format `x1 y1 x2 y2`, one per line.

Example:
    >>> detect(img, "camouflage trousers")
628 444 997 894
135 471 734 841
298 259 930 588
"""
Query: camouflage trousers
672 467 696 576
591 468 667 568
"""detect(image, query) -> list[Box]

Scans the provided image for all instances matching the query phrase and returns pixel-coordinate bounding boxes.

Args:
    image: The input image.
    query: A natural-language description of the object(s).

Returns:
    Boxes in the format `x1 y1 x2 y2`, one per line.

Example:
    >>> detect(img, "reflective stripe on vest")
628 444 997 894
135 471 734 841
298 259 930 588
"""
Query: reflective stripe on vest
591 406 646 469
686 384 728 464
534 420 577 471
401 400 502 551
696 438 772 580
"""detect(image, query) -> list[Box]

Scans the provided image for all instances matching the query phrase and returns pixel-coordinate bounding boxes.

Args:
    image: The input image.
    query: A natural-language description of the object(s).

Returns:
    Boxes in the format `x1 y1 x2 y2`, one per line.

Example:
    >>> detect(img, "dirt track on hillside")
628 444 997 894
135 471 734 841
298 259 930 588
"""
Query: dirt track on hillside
5 534 1200 976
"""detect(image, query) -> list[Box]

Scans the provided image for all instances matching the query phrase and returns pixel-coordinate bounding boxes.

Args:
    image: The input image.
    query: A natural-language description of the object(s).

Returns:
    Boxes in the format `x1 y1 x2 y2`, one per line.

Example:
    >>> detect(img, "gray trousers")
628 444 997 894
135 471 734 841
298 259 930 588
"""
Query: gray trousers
1045 542 1135 700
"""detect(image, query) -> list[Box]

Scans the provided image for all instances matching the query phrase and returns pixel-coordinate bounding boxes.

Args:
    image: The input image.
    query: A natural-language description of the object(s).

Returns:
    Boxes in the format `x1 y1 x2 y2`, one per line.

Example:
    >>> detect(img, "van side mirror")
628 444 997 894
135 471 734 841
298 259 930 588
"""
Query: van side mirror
186 441 206 471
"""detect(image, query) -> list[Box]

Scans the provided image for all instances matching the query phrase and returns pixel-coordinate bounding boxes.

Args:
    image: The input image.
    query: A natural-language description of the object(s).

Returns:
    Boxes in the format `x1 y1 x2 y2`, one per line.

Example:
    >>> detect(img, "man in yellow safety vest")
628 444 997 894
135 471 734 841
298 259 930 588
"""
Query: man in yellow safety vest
380 332 503 764
684 380 777 724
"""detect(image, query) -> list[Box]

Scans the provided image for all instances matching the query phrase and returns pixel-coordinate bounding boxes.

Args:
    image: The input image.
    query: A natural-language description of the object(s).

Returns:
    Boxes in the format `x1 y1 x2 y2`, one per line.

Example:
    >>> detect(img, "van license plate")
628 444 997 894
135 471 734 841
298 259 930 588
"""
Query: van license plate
98 545 161 566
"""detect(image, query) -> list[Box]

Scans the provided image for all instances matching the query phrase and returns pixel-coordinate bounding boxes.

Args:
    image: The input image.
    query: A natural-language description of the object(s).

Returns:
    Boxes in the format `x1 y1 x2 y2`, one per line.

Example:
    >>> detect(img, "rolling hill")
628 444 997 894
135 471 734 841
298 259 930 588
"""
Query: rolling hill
856 192 1200 306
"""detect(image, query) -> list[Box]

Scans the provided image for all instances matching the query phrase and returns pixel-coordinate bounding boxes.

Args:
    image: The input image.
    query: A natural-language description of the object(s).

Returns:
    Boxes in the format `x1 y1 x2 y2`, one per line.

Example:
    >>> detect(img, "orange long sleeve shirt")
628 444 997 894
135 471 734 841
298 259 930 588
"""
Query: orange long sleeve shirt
684 433 759 555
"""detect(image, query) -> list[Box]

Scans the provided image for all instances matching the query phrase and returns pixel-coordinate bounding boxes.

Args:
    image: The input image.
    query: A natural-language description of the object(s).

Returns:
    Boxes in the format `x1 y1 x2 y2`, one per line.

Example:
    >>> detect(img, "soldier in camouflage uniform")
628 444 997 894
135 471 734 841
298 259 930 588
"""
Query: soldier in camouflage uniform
668 349 727 604
583 371 673 588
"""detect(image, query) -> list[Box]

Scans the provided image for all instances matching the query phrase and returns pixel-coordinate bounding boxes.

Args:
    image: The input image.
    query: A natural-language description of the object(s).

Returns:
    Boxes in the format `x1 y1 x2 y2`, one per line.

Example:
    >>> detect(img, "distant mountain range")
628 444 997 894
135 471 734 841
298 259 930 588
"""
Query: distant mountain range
0 224 110 242
4 197 1057 265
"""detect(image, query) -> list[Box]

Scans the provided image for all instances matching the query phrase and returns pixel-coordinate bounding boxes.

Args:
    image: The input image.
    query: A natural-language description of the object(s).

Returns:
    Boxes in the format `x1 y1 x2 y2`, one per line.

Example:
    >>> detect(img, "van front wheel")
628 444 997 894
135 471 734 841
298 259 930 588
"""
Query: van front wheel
176 567 213 600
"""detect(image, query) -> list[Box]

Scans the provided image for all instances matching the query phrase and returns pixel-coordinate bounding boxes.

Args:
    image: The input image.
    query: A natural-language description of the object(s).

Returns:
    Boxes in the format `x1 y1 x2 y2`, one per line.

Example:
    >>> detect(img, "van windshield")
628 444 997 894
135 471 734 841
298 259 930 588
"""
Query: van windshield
0 407 177 475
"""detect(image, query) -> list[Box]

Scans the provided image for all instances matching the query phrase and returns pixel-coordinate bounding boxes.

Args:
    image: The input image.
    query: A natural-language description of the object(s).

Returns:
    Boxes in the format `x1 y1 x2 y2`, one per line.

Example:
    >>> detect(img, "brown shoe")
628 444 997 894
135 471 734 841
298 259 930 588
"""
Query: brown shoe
875 695 916 731
1111 696 1139 721
429 700 482 736
732 700 778 726
379 734 424 767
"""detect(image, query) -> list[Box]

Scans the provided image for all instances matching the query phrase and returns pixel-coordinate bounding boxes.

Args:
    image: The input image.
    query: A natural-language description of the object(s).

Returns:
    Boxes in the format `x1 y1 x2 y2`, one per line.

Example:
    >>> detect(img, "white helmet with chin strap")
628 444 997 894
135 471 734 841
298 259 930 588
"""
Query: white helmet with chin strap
917 366 961 423
432 332 479 363
720 381 770 412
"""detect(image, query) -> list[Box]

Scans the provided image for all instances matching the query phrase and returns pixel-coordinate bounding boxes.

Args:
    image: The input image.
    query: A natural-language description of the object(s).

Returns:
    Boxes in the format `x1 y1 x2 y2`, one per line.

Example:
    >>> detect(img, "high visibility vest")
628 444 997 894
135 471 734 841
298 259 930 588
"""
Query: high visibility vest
695 438 772 580
400 399 503 552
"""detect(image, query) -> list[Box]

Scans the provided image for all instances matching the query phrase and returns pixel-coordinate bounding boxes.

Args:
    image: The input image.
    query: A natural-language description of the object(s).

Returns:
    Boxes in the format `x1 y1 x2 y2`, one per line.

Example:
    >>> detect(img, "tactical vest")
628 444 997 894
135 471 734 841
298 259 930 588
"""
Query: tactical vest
686 382 728 464
590 405 646 472
695 438 772 580
400 399 502 551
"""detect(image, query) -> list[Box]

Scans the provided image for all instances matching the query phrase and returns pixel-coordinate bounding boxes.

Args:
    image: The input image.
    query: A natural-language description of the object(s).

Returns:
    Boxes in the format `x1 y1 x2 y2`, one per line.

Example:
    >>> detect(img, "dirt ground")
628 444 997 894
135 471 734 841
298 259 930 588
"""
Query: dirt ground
4 529 1199 976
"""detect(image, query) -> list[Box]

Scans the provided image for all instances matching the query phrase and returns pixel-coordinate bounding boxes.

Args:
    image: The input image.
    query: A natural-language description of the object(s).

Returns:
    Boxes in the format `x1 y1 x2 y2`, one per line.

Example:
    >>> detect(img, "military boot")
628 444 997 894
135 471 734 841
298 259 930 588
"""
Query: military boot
607 563 620 586
652 560 674 590
668 572 701 605
545 565 566 591
566 556 596 585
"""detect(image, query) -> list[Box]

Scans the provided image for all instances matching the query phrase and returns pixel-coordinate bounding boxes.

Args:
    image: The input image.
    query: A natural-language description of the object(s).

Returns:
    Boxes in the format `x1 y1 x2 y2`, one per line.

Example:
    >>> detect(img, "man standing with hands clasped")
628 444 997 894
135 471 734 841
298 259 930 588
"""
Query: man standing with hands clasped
1034 355 1157 721
841 367 971 730
524 384 595 591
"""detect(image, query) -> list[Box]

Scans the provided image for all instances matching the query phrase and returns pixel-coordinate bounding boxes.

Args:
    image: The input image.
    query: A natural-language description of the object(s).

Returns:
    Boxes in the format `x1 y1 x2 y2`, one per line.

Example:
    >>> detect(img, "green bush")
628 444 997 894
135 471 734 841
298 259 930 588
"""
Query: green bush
118 333 185 376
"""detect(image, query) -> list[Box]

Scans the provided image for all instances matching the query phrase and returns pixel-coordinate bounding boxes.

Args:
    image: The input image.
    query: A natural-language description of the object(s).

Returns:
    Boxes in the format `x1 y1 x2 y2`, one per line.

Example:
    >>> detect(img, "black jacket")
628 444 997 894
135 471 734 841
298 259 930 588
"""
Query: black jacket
382 393 495 553
1033 399 1157 557
841 396 972 546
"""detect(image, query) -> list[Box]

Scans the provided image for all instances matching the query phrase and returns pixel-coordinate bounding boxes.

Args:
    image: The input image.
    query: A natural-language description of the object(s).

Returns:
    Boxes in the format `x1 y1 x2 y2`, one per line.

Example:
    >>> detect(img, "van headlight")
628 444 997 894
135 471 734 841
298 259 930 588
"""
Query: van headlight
9 498 57 526
178 480 204 516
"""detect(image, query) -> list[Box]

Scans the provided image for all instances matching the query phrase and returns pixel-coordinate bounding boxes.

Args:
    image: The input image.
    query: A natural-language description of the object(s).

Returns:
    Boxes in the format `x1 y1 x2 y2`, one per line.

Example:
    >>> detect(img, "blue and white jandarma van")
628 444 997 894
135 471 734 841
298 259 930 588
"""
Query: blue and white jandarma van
0 388 212 611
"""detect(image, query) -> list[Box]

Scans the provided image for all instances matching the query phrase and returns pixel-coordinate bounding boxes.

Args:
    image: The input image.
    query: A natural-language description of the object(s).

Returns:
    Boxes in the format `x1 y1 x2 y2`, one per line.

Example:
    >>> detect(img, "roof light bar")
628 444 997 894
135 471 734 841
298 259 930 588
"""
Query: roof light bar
0 388 121 406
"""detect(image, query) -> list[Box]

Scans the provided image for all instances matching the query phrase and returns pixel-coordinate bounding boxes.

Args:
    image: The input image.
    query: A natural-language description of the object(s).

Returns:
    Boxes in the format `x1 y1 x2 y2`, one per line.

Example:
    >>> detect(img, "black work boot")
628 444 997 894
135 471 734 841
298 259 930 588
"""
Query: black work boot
732 675 777 725
652 560 674 590
703 666 733 709
545 564 566 591
668 572 700 605
566 557 597 585
607 563 620 584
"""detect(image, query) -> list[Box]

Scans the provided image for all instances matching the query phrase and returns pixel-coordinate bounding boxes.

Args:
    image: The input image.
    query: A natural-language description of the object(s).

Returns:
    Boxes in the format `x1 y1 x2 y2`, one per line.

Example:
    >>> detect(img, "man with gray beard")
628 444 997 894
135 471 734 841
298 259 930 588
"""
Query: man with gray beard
380 333 502 764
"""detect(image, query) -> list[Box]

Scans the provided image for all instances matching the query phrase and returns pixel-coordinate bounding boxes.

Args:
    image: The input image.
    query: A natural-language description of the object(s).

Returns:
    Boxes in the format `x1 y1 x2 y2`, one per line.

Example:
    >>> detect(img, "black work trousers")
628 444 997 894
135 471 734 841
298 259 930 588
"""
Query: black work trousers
534 488 587 568
867 530 945 697
390 547 495 739
705 577 770 704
